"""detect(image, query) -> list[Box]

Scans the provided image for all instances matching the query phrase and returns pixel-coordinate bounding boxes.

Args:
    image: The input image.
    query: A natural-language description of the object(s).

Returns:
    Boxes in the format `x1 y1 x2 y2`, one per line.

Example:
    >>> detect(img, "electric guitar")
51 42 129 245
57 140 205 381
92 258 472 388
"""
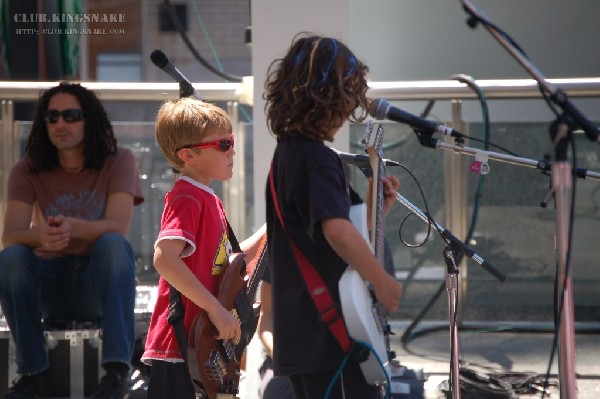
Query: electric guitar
339 121 393 385
188 234 268 399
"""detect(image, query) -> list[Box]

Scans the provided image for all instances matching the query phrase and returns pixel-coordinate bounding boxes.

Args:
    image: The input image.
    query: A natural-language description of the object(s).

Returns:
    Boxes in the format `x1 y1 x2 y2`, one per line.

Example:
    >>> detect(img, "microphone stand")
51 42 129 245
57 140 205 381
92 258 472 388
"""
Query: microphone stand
352 162 505 399
178 81 195 99
460 2 600 396
392 189 506 399
416 128 600 399
392 135 600 397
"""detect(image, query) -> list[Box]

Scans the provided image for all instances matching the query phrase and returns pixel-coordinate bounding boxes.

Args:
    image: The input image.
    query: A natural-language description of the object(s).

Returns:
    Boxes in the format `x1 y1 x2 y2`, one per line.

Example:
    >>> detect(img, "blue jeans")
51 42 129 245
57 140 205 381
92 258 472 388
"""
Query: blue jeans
0 233 136 375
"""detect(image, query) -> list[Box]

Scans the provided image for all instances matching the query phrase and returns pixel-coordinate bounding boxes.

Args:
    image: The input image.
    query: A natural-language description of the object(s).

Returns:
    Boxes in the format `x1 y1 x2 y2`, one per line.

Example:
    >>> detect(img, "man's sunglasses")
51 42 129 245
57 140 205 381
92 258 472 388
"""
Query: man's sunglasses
177 135 235 153
44 109 85 124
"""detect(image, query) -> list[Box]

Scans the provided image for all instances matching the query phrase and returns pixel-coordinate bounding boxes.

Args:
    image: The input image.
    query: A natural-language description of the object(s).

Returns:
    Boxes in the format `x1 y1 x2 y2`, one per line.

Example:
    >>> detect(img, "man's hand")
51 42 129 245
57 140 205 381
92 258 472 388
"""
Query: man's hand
41 215 71 251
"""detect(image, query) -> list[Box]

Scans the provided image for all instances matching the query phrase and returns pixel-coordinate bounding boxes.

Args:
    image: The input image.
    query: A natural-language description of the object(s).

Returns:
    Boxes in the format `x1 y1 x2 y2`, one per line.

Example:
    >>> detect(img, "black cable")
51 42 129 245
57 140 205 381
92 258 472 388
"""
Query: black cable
163 0 243 82
439 367 514 399
395 162 439 248
439 365 560 398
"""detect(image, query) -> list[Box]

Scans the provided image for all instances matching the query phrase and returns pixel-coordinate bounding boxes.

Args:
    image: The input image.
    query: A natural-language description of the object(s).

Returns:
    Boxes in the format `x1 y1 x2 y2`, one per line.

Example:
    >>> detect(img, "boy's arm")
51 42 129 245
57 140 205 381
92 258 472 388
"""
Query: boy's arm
239 223 267 261
322 218 402 313
154 239 241 341
257 281 274 358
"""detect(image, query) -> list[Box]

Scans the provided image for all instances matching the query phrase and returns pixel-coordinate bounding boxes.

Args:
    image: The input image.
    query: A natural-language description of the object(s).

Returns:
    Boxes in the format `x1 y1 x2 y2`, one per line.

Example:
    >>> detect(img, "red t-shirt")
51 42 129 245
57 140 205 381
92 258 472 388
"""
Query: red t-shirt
142 176 232 362
7 147 144 258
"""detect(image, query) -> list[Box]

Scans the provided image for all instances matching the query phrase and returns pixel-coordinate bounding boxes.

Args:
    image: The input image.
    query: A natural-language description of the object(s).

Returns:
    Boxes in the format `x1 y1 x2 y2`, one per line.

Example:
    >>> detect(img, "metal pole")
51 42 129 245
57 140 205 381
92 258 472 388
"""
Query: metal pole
552 160 578 398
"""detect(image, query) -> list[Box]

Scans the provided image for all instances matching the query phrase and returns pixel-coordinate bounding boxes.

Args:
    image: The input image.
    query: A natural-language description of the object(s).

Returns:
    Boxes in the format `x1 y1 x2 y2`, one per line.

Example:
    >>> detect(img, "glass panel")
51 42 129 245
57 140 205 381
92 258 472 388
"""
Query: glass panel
349 121 600 323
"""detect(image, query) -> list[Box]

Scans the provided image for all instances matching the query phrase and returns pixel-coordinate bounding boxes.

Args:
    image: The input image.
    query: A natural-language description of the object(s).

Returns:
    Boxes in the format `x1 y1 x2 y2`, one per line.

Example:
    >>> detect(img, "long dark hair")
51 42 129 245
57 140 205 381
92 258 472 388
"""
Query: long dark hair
26 82 117 174
263 33 371 142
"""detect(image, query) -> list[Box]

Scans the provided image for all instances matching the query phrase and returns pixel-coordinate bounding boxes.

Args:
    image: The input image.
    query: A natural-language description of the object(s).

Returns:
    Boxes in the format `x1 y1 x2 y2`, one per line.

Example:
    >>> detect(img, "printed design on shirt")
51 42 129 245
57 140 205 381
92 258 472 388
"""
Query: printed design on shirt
45 190 105 220
212 229 233 276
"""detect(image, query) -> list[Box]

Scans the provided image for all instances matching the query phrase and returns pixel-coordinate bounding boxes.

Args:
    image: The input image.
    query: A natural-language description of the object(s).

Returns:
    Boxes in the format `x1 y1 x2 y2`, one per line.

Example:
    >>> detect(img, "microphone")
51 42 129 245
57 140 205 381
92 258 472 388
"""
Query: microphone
150 49 201 99
369 98 463 138
333 149 400 167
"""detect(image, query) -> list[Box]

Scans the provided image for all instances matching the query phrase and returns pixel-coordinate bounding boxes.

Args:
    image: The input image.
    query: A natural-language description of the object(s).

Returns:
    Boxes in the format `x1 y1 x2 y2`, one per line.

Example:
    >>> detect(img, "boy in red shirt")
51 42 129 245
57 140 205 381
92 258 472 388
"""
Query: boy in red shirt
142 97 264 398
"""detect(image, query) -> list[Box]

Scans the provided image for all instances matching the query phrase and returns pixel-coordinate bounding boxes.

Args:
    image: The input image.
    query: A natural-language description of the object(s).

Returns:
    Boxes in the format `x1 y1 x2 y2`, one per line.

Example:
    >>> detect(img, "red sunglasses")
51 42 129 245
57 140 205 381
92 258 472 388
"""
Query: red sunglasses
177 135 235 153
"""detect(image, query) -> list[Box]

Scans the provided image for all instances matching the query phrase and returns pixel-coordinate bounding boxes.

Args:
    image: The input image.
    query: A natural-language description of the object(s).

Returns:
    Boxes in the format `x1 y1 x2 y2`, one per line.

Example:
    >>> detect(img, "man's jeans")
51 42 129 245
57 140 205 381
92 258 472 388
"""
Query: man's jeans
0 233 136 375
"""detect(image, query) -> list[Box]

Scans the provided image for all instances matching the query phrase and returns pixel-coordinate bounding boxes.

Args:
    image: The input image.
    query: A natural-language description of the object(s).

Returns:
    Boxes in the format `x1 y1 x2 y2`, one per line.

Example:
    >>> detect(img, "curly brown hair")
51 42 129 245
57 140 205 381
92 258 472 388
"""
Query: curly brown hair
263 33 371 142
26 82 117 174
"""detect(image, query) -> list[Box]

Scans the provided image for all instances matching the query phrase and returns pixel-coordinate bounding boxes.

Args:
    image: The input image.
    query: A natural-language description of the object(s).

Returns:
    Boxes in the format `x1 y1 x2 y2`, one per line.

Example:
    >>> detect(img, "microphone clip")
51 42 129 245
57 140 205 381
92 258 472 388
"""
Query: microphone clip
413 128 439 149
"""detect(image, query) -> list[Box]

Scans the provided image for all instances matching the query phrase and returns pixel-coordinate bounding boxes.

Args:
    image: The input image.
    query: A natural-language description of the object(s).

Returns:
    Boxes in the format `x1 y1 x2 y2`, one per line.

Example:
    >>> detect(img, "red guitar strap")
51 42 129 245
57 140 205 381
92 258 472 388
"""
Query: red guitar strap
268 163 353 353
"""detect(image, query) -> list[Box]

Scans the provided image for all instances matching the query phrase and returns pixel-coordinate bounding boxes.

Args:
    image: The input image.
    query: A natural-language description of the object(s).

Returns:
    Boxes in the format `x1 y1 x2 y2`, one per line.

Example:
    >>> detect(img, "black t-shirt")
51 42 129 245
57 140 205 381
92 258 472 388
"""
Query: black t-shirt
265 136 351 375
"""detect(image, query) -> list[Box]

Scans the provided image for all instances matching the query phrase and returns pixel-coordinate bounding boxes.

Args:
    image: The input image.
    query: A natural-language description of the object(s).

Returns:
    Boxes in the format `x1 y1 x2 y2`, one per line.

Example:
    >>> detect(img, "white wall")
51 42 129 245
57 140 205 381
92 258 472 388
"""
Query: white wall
350 0 600 81
251 0 351 227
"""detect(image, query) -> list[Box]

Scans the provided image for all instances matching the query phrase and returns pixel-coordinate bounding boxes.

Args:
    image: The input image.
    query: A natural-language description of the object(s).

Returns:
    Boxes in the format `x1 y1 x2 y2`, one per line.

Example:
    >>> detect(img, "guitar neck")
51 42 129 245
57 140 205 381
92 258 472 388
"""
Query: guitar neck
372 159 386 265
245 236 268 300
235 235 268 320
365 122 386 264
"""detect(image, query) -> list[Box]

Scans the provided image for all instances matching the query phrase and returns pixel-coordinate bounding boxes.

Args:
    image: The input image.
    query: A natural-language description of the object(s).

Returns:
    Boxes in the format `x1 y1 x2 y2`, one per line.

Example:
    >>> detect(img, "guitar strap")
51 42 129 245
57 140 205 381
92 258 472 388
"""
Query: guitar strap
269 163 363 357
167 219 242 362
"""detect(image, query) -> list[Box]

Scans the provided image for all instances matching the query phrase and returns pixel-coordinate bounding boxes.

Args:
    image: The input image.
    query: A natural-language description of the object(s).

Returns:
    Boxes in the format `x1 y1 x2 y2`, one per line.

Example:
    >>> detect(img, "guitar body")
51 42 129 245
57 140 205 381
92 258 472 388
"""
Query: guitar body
187 235 269 399
339 267 390 384
188 252 247 399
340 202 390 385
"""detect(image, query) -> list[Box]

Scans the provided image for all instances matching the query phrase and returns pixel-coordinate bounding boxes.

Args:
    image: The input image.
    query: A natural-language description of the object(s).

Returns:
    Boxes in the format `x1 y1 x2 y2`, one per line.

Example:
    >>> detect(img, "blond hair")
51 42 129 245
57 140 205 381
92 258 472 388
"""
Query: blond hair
155 97 232 170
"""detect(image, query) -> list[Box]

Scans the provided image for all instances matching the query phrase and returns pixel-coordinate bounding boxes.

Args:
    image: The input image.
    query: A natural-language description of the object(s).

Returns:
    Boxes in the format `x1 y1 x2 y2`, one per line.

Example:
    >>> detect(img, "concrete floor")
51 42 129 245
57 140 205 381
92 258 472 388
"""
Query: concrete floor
240 320 600 399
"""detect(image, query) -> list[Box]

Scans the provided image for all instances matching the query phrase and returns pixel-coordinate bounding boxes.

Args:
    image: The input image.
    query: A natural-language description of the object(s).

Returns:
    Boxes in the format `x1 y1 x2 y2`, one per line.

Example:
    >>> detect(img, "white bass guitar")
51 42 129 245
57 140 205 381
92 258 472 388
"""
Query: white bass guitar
339 121 393 386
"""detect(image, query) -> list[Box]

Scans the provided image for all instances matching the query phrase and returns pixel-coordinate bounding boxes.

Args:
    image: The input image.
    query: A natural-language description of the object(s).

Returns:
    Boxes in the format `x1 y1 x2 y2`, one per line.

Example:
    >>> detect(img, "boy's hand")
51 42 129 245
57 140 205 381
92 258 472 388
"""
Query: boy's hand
367 175 400 219
207 304 241 343
372 270 403 314
382 175 400 215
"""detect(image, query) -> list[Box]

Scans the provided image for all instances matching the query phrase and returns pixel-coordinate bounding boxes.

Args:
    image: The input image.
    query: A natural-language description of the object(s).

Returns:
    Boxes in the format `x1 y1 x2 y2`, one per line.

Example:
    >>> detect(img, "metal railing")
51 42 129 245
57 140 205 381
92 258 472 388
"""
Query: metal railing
1 79 599 302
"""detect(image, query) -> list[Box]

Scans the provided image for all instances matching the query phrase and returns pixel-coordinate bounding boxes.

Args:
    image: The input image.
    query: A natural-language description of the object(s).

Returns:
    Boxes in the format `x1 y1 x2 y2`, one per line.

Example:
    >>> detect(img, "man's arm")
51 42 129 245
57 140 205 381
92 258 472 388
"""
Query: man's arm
1 191 135 250
65 191 135 240
1 200 44 248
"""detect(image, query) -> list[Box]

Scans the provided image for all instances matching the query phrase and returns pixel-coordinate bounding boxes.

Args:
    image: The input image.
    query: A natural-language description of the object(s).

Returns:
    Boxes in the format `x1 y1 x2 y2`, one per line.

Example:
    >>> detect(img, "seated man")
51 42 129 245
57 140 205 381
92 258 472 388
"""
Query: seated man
0 82 144 399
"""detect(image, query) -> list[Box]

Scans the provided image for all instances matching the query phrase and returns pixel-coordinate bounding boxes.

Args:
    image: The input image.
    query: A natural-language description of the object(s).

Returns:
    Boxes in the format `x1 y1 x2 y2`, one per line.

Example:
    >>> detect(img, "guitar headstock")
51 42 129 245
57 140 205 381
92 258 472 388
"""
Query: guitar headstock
362 121 385 168
363 121 384 158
